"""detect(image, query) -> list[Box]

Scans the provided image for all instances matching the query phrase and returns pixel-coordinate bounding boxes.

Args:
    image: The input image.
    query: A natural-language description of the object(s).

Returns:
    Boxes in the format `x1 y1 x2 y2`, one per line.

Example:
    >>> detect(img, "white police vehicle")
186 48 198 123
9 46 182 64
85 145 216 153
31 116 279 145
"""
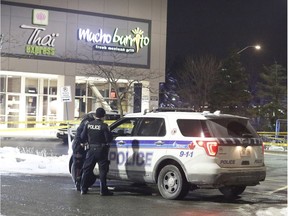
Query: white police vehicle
71 108 266 200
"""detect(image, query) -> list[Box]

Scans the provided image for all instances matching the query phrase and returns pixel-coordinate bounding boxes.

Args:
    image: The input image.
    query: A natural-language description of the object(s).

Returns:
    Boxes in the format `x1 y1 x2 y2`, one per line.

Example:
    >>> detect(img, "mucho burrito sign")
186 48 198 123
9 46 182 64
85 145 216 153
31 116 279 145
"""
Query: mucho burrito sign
78 27 150 53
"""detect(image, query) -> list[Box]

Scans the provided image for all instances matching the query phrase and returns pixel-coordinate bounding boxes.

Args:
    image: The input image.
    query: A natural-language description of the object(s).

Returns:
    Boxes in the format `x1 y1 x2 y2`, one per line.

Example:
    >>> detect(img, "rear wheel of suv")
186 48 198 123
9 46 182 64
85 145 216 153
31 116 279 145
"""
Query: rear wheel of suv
157 165 189 200
219 186 246 199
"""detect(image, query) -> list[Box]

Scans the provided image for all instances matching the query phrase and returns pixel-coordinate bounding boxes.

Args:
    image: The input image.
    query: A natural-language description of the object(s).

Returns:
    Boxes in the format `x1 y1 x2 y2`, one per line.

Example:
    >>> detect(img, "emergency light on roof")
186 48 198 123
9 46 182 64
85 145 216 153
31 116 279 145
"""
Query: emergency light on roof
146 107 220 114
153 107 196 112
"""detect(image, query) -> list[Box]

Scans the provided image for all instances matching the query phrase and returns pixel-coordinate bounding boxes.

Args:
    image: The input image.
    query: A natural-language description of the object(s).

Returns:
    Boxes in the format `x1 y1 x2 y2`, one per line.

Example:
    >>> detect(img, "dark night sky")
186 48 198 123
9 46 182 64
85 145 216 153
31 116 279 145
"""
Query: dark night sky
166 0 287 69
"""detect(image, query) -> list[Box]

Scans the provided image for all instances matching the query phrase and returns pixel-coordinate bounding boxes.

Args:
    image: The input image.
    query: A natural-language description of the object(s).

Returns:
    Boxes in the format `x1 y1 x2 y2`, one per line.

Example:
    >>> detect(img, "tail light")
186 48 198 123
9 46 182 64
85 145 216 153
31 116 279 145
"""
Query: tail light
261 141 264 154
196 140 219 156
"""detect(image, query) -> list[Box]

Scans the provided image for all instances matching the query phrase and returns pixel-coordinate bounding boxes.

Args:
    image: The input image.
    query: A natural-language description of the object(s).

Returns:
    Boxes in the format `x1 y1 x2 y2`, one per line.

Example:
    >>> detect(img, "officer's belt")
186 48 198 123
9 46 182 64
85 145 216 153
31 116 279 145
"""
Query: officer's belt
89 143 107 148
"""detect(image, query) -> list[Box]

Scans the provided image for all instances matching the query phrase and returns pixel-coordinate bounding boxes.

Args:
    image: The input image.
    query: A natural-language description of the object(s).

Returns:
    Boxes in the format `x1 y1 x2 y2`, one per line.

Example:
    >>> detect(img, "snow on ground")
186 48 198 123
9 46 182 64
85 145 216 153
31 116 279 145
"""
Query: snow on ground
0 147 287 216
0 147 69 175
256 207 287 216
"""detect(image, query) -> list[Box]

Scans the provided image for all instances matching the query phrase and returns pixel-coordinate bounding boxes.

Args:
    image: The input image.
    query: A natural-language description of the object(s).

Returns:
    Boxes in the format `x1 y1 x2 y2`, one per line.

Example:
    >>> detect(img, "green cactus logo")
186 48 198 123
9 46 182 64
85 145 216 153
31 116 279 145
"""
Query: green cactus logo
131 27 144 53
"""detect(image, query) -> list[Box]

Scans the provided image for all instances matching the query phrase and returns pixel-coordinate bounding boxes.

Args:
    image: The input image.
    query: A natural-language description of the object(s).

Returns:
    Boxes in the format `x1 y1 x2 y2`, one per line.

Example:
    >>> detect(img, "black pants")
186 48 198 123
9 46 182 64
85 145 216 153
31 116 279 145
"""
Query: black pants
73 151 86 183
81 146 109 193
72 139 86 185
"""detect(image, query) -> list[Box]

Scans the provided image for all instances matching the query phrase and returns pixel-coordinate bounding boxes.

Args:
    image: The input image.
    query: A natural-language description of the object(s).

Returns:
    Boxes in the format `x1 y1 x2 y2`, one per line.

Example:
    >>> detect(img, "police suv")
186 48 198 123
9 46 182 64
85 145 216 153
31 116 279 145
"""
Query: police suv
70 108 266 200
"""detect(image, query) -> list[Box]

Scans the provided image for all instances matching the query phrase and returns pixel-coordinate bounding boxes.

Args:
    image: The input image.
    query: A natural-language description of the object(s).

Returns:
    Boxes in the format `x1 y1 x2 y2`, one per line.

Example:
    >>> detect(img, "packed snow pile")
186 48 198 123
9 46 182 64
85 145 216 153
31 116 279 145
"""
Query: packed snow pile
0 147 69 175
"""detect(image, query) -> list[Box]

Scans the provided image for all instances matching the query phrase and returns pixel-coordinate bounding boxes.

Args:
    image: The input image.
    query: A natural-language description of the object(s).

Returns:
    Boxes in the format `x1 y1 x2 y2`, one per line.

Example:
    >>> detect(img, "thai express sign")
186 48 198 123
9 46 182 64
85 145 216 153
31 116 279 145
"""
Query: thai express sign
20 25 60 56
78 27 150 53
20 9 59 56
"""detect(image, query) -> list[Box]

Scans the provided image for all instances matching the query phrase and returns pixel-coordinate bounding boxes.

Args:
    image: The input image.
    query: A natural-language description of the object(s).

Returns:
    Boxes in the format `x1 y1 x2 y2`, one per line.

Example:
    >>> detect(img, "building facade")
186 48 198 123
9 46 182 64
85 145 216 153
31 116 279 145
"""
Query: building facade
0 0 167 129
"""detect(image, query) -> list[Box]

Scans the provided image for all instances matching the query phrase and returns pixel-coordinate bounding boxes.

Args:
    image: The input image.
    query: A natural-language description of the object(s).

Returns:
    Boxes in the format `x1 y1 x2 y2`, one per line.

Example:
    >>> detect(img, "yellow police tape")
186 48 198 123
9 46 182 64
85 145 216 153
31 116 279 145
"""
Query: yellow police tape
0 120 131 132
0 120 78 132
0 121 287 146
259 132 287 147
263 142 288 147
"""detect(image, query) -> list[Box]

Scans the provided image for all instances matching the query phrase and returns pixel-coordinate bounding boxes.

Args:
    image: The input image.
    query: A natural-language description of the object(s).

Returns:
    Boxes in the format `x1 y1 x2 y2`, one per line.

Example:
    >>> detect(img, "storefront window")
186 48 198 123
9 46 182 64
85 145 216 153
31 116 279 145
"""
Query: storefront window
25 77 38 94
42 78 58 124
1 73 59 128
43 96 58 116
76 83 86 96
98 83 110 98
0 76 6 92
26 95 37 128
7 94 20 128
49 80 57 95
75 79 129 116
0 94 5 114
44 79 57 95
7 76 21 93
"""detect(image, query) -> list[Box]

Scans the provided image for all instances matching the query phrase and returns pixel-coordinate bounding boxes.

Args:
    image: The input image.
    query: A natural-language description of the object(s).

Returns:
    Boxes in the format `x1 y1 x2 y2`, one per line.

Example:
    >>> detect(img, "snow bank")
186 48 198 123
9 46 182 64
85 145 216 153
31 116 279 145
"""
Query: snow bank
0 147 69 175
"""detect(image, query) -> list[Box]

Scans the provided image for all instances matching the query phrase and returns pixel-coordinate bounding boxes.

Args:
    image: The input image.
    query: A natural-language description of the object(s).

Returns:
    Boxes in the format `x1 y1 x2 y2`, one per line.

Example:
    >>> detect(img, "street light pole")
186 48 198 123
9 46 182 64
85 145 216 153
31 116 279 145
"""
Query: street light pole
237 45 261 54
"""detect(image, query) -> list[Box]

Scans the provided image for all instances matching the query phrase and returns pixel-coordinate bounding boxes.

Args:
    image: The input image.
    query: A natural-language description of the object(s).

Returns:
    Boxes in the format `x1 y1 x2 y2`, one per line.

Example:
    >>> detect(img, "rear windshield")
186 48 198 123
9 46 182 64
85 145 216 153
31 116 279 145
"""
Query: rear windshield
177 118 258 138
208 118 258 138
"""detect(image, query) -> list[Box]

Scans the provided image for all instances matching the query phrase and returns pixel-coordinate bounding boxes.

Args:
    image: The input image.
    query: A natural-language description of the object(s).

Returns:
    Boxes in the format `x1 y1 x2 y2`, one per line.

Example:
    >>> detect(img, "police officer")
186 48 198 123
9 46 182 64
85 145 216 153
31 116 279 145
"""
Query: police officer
72 112 95 191
80 107 113 195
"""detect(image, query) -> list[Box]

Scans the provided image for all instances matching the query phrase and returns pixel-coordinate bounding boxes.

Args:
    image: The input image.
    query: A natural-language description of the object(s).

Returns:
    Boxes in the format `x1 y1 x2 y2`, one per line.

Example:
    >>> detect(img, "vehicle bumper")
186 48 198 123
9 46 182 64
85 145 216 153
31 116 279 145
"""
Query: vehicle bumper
56 131 68 139
187 167 266 188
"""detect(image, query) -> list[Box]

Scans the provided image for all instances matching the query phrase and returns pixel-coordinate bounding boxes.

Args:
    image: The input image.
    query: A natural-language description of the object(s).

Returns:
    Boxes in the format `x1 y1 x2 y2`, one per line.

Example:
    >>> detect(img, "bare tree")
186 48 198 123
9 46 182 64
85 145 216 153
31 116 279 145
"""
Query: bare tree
176 55 221 111
81 51 161 116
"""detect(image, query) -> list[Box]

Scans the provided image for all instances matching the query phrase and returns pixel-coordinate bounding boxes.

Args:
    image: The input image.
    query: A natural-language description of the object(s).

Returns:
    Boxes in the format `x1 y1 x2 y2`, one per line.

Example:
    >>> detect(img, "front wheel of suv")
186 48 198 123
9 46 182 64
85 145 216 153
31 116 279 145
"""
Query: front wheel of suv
219 185 246 199
157 164 189 200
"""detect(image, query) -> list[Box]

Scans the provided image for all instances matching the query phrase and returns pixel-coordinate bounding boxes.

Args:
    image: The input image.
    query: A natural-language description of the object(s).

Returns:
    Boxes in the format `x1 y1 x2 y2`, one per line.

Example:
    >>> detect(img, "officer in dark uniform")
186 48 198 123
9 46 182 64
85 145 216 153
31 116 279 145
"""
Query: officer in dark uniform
72 112 95 191
80 107 113 195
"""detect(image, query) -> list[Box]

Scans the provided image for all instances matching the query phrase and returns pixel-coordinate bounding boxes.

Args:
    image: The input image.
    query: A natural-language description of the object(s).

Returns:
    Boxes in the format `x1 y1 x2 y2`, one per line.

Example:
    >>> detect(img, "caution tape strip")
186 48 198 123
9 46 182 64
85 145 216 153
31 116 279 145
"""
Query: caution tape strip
0 120 79 125
0 126 68 132
258 132 287 135
263 142 288 147
0 120 121 132
0 122 286 146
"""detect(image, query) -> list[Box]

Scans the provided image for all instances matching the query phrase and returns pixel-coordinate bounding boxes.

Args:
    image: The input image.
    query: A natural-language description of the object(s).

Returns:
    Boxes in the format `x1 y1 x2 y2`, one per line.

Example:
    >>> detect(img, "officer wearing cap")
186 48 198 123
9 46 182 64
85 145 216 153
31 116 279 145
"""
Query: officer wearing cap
80 107 113 195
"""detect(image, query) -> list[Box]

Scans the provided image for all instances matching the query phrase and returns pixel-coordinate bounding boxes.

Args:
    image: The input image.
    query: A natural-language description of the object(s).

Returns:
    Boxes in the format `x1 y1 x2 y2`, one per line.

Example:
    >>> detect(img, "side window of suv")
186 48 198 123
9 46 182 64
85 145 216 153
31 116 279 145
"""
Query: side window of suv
177 119 211 137
111 118 139 136
135 118 166 136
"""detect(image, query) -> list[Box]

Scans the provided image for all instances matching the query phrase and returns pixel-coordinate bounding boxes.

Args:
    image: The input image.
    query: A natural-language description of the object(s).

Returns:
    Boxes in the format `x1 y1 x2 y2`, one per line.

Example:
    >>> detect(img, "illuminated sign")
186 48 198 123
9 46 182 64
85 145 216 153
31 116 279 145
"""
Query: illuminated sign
32 9 49 26
78 27 150 53
19 9 59 56
20 24 59 56
3 2 151 66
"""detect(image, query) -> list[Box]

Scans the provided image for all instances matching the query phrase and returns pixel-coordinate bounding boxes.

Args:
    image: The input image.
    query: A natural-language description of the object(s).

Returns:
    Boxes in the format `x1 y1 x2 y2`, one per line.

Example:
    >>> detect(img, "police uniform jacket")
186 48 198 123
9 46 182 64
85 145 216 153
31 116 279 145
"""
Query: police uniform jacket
81 119 113 145
75 113 95 143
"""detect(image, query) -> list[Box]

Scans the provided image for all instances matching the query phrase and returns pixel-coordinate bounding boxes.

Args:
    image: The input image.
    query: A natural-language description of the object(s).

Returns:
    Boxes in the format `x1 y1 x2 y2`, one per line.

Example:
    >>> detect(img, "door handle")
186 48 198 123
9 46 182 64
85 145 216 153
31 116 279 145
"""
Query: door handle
155 140 164 146
117 140 125 145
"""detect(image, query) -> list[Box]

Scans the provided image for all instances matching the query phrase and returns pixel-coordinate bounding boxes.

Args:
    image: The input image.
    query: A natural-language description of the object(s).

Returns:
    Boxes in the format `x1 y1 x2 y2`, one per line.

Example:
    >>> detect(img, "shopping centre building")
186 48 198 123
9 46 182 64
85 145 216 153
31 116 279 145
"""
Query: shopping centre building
0 0 167 129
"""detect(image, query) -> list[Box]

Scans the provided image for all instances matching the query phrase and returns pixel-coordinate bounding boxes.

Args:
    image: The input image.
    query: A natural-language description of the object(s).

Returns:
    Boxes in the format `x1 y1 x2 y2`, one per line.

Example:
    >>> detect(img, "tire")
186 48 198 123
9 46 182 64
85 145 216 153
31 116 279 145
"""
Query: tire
157 164 189 200
219 186 246 199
